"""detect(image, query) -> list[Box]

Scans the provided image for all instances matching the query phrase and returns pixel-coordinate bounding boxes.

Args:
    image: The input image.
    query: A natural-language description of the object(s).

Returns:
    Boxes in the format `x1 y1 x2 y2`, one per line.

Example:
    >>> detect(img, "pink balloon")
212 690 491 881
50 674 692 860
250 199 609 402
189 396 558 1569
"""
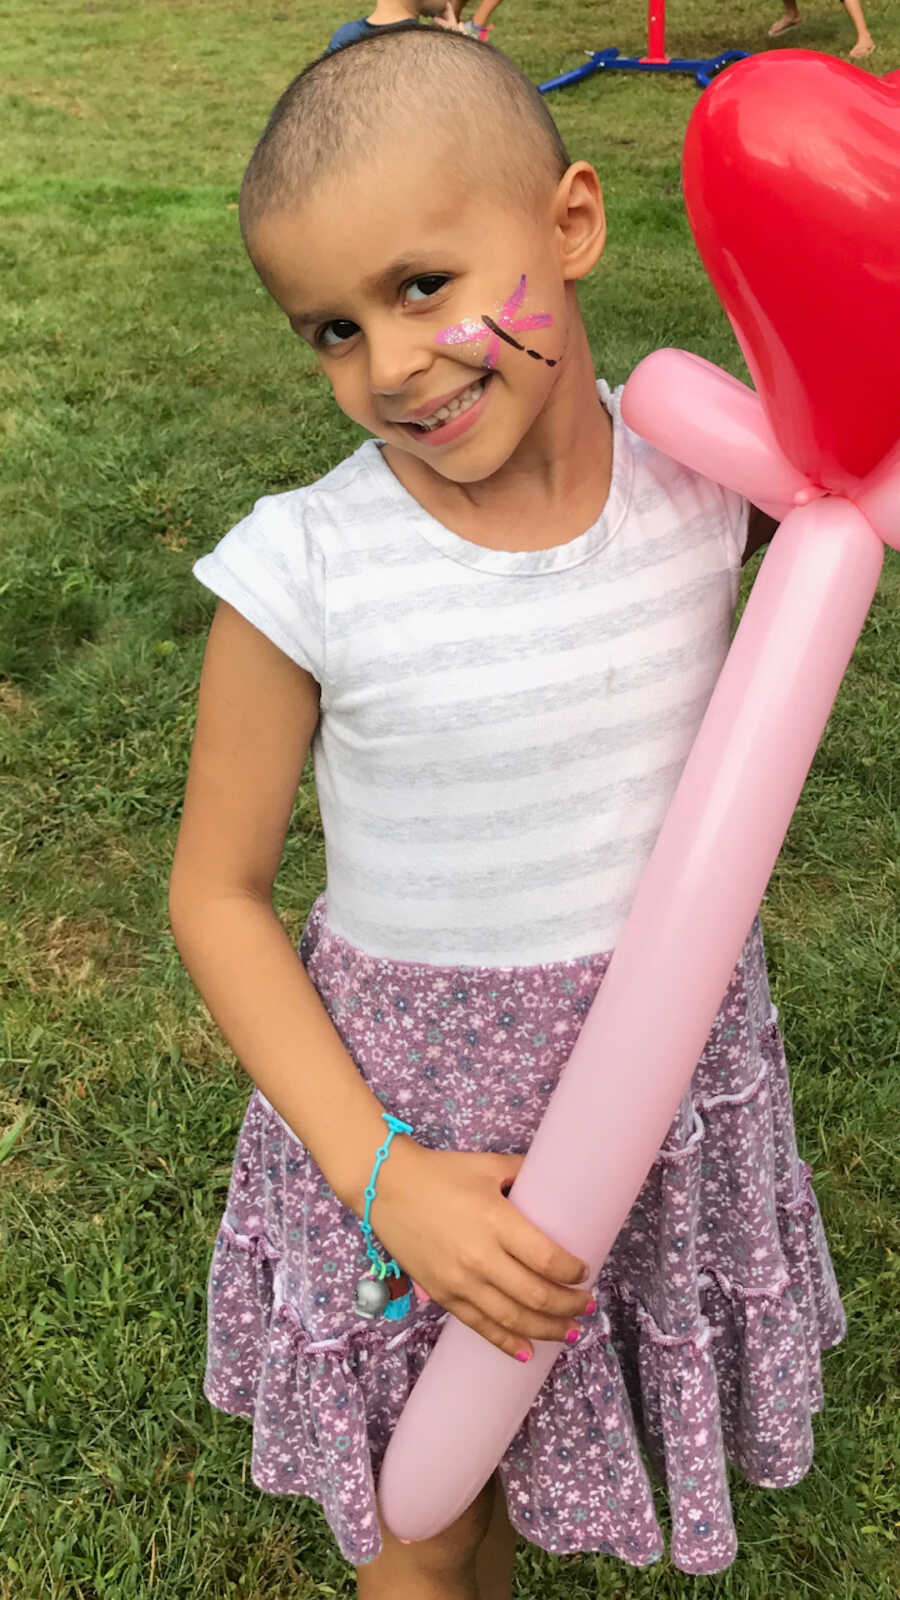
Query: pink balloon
853 436 900 553
379 495 884 1540
619 349 821 521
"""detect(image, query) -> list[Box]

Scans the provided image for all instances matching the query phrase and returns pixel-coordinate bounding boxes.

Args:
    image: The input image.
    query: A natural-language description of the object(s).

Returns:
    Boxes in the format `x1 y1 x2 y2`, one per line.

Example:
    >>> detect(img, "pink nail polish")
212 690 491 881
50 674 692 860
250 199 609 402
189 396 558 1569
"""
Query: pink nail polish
585 1298 597 1315
565 1328 579 1345
516 1349 532 1363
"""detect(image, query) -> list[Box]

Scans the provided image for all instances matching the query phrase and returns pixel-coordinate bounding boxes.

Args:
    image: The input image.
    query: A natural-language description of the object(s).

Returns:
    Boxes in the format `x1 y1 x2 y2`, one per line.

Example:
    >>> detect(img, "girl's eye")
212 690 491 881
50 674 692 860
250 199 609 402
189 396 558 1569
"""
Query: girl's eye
404 275 450 304
319 319 359 348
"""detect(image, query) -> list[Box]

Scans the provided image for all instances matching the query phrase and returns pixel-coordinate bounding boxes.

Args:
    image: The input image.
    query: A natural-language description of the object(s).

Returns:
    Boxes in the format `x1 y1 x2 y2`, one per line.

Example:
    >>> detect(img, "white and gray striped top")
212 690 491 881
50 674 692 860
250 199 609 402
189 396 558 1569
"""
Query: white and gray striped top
194 381 748 966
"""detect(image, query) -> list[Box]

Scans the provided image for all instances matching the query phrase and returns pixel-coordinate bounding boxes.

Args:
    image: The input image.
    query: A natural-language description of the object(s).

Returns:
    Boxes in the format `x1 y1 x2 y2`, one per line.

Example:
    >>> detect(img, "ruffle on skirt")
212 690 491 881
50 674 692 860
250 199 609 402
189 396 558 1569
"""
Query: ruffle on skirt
204 900 845 1575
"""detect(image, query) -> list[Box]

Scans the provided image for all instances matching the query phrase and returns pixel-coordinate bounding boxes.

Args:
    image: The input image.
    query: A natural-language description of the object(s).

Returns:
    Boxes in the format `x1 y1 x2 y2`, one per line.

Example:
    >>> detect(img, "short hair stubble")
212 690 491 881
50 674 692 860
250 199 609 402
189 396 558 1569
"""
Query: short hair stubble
239 30 572 248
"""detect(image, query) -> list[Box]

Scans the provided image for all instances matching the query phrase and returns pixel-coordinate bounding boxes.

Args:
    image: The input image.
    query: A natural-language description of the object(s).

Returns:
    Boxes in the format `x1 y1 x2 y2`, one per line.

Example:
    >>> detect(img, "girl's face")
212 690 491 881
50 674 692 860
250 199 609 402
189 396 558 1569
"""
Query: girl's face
249 148 596 485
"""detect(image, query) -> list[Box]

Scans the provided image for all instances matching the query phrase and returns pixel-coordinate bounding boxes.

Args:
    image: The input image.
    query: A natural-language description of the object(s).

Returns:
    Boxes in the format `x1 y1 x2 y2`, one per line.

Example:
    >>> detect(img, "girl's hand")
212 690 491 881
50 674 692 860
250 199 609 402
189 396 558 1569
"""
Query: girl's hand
372 1141 594 1362
434 3 465 30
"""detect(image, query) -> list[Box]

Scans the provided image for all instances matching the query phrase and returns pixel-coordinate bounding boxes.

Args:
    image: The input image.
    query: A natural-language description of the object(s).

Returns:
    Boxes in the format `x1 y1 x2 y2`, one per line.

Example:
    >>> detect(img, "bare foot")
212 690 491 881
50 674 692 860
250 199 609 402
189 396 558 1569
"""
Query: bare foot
768 13 802 35
849 34 875 57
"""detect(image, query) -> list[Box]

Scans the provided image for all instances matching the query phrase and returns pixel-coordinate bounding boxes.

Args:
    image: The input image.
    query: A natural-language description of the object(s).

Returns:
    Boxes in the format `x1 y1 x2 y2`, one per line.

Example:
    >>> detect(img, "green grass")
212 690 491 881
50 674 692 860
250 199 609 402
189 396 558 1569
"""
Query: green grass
1 1 898 1595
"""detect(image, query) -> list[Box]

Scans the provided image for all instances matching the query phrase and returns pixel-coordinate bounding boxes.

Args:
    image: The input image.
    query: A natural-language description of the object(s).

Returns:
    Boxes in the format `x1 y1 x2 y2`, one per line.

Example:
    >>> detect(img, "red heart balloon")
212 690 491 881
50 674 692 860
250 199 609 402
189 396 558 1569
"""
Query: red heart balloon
683 51 900 495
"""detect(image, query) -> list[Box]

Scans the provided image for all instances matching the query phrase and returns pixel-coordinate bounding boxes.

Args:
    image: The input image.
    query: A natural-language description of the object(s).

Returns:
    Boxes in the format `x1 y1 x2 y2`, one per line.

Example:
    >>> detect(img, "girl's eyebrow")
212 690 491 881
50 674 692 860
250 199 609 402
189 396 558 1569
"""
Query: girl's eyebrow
289 256 438 329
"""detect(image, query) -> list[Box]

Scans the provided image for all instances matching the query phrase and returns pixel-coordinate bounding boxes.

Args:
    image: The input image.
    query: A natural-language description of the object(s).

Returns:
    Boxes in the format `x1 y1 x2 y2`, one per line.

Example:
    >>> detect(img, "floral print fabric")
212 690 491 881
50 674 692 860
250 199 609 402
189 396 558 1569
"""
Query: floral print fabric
204 896 845 1574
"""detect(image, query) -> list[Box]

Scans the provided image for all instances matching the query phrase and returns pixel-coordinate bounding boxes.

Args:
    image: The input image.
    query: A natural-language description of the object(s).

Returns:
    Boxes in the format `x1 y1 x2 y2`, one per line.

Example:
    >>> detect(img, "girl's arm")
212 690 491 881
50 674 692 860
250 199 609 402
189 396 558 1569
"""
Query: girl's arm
170 602 592 1357
744 504 778 564
169 600 393 1215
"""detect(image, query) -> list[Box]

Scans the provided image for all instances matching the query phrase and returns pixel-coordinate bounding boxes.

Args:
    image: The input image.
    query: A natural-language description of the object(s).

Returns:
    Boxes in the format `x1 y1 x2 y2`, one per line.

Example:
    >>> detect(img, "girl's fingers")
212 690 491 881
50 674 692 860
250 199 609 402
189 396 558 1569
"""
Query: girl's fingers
442 1255 597 1357
497 1199 589 1292
473 1278 590 1345
449 1298 536 1363
483 1257 594 1329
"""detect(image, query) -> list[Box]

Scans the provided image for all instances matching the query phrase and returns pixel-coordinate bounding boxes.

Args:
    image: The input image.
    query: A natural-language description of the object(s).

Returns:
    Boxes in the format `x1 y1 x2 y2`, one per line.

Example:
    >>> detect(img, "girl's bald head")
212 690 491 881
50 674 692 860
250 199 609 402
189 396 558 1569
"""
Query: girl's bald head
239 31 571 248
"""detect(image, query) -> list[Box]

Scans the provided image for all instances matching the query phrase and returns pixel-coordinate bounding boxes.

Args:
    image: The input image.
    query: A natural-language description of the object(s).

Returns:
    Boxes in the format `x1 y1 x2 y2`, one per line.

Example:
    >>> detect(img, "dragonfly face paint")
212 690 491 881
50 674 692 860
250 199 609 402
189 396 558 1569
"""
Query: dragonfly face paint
435 274 558 370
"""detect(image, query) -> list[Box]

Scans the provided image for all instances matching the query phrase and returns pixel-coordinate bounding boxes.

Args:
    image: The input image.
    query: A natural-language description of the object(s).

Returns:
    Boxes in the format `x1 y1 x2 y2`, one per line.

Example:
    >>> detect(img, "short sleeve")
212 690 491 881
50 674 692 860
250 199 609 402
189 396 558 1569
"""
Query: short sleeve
193 491 326 682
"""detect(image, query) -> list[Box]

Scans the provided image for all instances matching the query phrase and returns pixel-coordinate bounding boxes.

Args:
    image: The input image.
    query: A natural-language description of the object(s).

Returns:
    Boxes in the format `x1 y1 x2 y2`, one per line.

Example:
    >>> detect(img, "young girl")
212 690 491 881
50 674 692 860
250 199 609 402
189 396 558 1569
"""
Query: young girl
169 30 846 1600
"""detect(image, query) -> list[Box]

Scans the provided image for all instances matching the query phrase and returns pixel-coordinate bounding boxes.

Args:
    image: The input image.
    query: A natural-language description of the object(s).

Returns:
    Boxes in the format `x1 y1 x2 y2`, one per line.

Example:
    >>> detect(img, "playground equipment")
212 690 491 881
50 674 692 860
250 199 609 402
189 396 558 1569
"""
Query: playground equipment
538 0 748 92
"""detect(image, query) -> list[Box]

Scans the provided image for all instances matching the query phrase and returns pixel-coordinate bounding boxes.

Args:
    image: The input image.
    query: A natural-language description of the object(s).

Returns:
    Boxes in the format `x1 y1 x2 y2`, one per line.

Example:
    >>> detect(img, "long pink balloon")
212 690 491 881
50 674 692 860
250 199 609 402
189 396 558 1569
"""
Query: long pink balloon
378 360 891 1539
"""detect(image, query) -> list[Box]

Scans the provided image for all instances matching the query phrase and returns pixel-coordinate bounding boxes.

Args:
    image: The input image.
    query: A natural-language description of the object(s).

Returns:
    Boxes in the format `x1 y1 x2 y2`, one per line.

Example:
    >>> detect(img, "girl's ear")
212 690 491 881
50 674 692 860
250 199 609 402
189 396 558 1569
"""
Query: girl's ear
553 162 607 282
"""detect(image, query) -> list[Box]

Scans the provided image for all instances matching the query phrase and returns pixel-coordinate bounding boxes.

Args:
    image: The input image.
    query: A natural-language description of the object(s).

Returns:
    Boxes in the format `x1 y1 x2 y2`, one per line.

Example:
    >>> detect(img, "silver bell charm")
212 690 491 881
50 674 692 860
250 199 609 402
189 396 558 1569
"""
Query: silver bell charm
354 1273 392 1318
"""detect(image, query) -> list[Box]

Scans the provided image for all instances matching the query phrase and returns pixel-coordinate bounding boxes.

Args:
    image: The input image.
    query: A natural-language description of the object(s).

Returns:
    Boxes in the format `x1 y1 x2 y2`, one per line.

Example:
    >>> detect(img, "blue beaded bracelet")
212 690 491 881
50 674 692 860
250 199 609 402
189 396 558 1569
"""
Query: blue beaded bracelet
353 1112 414 1320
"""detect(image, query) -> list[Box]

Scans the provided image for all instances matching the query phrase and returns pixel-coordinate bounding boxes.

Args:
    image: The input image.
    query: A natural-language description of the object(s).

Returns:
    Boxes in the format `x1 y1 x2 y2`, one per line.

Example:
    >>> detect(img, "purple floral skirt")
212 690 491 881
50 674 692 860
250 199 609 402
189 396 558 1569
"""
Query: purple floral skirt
204 895 845 1575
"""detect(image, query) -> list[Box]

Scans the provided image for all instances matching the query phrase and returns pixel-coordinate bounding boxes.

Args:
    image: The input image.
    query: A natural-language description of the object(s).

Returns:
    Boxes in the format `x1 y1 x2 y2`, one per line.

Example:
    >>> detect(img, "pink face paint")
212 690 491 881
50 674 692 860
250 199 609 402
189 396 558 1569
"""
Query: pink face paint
435 274 558 370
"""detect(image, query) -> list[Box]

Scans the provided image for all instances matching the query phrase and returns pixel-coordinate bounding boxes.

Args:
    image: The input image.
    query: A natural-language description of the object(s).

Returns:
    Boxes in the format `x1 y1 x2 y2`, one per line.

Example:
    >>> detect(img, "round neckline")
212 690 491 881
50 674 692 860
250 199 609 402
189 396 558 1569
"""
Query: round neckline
360 379 633 575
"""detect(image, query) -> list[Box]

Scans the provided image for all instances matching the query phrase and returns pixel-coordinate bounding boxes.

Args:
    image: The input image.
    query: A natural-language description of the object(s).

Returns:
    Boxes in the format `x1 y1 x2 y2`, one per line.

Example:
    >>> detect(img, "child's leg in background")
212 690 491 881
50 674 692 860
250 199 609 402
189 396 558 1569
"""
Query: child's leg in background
768 3 802 36
356 1471 517 1600
842 0 875 55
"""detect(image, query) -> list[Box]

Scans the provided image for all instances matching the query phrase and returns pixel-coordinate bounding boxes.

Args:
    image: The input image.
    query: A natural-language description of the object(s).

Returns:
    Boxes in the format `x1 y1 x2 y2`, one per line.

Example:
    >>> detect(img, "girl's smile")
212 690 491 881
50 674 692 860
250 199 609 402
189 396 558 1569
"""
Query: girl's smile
394 372 493 444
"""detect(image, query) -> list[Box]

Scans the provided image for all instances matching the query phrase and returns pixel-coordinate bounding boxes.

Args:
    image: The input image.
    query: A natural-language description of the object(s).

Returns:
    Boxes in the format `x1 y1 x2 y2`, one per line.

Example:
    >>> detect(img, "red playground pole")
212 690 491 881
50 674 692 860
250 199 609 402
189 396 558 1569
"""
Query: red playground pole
643 0 668 63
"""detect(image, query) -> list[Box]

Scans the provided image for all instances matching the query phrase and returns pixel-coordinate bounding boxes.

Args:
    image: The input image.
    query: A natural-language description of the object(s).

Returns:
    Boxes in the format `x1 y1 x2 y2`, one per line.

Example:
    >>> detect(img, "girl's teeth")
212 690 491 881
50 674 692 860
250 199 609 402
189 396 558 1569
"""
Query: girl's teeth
416 378 484 430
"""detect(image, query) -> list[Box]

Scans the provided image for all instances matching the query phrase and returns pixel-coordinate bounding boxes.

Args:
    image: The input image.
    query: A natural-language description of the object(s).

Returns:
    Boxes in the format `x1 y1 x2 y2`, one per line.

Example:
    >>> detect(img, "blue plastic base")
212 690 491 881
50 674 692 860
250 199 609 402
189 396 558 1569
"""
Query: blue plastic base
539 46 749 94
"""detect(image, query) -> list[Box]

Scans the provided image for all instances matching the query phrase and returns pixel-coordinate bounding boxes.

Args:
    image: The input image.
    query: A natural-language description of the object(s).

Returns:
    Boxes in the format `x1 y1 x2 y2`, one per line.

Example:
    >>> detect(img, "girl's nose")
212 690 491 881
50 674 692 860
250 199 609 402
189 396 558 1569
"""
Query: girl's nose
367 321 432 396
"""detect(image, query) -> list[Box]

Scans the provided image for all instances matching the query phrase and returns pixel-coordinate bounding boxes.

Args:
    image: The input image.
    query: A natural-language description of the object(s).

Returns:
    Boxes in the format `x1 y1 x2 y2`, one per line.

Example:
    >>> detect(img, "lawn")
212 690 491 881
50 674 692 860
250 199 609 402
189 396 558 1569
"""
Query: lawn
0 2 898 1596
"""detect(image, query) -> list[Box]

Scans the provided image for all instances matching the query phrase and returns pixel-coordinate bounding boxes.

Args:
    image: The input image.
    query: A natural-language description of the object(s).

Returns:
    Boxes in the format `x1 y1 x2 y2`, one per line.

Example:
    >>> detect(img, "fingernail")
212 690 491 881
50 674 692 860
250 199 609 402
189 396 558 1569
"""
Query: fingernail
399 1538 412 1544
565 1327 579 1345
585 1298 597 1315
516 1348 532 1363
411 1281 431 1306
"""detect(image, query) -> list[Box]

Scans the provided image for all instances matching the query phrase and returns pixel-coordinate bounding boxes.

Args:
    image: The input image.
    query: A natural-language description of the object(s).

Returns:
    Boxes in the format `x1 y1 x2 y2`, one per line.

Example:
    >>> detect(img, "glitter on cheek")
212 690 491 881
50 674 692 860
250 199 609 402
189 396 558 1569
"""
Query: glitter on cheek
435 319 486 348
435 316 497 370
